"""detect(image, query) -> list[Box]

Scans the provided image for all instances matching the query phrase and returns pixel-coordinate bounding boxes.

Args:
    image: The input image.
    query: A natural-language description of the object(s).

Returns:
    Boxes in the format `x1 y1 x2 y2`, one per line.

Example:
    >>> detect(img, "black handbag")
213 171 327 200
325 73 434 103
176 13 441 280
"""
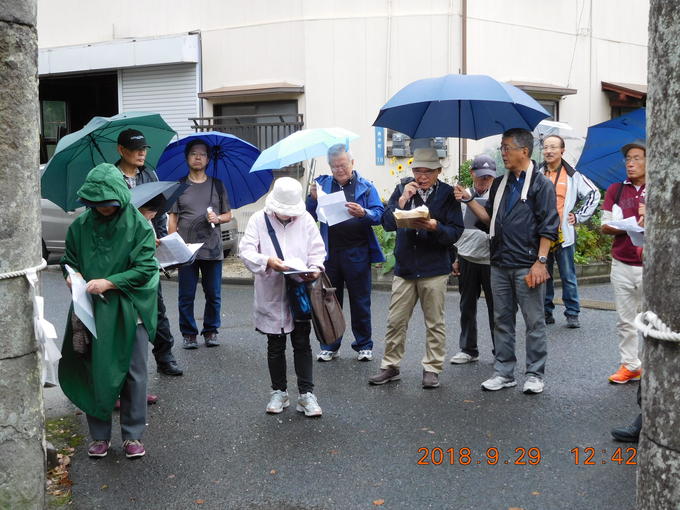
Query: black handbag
264 215 312 321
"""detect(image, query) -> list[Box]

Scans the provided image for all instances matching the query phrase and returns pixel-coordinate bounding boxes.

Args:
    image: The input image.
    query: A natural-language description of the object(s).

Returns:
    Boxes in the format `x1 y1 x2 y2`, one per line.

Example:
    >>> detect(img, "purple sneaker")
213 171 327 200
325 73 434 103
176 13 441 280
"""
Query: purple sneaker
123 439 146 459
87 440 110 458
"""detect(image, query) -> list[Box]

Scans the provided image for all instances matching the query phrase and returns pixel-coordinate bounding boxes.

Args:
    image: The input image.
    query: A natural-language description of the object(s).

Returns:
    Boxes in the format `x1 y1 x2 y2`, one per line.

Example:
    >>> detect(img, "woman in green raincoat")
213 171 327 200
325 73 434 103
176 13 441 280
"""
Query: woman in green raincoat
59 163 159 459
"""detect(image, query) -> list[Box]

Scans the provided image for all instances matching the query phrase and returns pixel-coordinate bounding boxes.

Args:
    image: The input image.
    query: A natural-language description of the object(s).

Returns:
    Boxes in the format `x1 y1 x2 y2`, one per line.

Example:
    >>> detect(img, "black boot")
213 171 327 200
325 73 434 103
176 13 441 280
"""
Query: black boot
611 414 642 442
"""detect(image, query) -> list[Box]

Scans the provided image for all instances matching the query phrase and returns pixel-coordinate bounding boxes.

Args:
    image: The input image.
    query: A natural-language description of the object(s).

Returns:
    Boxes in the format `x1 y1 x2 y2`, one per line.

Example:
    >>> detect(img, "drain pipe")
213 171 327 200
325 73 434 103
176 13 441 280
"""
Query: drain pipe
459 0 468 167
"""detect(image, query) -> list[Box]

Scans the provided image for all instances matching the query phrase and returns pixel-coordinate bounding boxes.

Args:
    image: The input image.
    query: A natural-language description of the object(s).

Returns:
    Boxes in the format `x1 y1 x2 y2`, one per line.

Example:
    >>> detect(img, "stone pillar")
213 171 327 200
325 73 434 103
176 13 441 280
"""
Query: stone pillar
0 1 45 508
637 1 680 507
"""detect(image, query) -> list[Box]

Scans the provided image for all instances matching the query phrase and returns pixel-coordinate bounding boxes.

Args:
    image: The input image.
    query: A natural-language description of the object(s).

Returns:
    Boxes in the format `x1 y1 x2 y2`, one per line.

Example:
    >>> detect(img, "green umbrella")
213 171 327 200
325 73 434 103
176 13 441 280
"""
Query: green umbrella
41 111 177 211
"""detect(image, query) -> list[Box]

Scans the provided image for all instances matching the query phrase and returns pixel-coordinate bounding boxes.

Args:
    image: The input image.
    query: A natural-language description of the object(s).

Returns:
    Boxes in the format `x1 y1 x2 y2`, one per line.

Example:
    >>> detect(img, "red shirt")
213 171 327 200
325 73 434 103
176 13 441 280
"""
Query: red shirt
602 180 645 266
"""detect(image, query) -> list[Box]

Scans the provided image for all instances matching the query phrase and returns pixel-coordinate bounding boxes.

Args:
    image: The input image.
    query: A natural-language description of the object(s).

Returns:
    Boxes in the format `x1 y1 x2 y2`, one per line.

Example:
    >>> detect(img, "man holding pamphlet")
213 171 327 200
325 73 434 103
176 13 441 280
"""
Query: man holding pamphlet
369 148 464 389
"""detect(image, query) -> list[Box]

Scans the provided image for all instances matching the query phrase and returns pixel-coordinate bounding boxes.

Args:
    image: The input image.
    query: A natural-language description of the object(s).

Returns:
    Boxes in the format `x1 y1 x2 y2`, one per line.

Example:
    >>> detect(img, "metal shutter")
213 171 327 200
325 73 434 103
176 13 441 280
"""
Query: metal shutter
120 64 198 137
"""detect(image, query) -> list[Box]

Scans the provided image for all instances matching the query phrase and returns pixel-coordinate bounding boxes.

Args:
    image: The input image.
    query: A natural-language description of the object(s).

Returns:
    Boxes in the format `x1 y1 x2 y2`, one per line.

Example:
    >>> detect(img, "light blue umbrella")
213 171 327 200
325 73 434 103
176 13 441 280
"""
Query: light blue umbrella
249 127 359 172
156 131 269 209
373 74 550 139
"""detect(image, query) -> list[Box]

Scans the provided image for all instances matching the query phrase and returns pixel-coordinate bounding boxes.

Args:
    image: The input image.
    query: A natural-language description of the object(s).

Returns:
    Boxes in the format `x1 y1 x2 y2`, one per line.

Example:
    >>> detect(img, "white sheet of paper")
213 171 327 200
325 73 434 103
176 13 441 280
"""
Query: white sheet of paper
64 264 97 338
157 232 203 268
318 190 352 226
606 216 645 246
281 257 311 274
315 186 328 224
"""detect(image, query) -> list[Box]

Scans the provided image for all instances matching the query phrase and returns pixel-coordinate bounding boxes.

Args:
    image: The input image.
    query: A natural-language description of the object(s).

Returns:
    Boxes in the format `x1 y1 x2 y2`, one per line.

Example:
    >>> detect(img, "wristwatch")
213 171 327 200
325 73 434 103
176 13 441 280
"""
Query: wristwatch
538 256 548 264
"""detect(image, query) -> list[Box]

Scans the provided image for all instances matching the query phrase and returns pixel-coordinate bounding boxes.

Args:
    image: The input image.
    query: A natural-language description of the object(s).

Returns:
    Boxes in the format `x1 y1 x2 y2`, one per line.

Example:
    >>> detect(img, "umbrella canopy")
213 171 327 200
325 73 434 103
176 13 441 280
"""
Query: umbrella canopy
41 112 176 211
373 74 550 140
576 108 646 190
533 120 585 167
130 181 188 216
155 131 269 209
250 127 359 172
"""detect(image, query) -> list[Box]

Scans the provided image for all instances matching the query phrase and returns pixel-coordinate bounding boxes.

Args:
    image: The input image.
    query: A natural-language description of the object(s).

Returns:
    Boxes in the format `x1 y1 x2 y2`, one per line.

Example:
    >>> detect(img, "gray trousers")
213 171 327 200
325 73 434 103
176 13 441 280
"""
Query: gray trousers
87 324 149 441
491 266 548 379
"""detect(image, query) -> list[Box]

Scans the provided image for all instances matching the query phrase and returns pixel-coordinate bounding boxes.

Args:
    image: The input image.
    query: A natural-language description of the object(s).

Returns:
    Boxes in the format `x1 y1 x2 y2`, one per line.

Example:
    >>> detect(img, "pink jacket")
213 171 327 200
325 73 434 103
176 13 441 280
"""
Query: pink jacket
239 209 326 335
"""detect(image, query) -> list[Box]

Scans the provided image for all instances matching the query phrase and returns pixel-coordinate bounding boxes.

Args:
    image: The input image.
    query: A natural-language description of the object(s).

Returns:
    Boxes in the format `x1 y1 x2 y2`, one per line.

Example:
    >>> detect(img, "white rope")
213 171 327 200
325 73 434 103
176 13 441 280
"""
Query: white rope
0 258 48 280
635 311 680 342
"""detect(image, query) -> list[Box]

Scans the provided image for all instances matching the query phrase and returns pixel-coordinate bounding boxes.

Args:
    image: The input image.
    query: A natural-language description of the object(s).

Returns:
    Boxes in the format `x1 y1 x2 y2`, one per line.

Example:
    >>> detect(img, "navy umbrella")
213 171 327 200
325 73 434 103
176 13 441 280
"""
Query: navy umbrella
155 132 271 209
373 74 550 139
575 108 646 190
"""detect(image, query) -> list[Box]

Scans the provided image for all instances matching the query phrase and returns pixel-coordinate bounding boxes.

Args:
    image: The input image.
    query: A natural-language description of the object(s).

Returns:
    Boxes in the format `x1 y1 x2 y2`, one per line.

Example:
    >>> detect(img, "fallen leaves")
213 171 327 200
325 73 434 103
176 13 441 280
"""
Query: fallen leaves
195 499 205 504
373 499 385 506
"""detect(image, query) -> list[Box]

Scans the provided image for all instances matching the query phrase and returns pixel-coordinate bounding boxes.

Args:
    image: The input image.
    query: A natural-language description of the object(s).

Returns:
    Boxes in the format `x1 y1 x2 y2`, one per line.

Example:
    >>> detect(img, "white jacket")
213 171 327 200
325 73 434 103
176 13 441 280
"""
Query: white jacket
540 160 600 247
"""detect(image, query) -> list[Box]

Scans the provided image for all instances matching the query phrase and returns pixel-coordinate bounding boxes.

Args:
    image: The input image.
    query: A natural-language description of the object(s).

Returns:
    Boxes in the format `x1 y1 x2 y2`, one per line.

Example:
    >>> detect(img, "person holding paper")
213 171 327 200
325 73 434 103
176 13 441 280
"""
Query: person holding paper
239 177 326 417
369 148 463 389
116 130 183 377
306 144 385 362
454 129 559 395
450 155 497 365
59 163 159 459
539 135 601 329
168 138 231 349
601 140 646 384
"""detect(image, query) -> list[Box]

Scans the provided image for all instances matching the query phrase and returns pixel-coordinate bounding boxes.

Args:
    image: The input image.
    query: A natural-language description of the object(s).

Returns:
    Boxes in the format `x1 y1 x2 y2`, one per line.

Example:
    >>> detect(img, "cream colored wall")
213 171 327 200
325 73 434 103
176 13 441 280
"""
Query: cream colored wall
37 0 648 195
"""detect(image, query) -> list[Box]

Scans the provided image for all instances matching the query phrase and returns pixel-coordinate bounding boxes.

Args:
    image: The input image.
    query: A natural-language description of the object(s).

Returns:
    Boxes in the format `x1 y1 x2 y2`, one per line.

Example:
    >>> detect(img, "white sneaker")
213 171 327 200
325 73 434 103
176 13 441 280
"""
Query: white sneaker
523 376 545 394
450 352 479 364
357 350 373 361
266 390 290 414
481 375 517 391
316 350 339 362
296 392 323 417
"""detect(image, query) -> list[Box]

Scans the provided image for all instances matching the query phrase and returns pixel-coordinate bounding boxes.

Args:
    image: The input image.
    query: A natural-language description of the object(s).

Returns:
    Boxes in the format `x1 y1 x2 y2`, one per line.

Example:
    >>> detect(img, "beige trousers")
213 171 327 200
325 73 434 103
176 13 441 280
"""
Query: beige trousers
380 274 449 373
610 258 643 371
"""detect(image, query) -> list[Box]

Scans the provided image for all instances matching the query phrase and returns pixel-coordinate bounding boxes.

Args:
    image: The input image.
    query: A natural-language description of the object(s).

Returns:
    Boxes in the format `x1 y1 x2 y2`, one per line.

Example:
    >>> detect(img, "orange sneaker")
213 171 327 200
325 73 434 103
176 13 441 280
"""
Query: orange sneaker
608 365 642 384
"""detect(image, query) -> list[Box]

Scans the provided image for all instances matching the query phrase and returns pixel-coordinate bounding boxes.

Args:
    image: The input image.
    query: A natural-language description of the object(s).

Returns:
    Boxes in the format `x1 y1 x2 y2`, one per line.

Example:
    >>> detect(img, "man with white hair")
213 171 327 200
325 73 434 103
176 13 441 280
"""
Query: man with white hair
306 144 385 362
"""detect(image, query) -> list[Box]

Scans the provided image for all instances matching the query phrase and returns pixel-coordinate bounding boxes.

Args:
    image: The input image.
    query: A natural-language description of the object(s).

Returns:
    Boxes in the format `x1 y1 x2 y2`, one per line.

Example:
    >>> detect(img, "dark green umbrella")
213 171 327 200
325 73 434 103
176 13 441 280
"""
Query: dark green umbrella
41 111 176 211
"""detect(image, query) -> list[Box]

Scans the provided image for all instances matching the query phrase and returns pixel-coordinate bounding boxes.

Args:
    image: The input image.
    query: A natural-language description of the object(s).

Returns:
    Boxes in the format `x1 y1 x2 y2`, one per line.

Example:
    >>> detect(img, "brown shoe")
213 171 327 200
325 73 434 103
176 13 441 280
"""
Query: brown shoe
368 367 401 385
422 370 440 388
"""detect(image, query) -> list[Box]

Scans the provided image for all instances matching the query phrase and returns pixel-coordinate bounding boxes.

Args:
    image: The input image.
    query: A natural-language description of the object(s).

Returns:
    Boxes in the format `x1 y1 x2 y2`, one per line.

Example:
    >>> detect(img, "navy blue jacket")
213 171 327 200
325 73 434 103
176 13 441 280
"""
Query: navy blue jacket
306 171 385 263
382 179 464 279
485 165 559 268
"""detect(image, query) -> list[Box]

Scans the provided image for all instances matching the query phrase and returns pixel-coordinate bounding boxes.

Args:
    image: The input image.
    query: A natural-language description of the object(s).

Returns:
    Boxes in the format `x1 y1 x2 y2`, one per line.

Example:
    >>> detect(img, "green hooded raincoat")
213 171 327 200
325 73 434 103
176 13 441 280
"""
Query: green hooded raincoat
59 163 159 421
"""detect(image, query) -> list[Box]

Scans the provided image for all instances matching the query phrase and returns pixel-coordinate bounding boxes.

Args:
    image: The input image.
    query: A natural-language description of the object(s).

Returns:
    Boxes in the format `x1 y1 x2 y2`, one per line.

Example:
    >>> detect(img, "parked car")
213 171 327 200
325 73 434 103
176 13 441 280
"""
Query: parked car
40 167 239 261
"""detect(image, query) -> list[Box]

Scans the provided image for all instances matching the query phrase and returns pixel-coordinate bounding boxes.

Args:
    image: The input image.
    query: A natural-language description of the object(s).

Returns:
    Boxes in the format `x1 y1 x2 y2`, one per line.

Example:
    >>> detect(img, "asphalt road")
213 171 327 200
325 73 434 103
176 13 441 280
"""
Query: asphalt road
41 268 638 510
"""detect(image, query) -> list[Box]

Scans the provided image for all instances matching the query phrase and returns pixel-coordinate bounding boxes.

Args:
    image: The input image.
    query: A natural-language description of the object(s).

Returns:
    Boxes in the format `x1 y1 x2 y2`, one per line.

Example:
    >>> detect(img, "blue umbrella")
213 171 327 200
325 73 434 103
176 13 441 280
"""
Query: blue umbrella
156 132 270 209
249 127 359 172
575 108 646 190
373 74 550 139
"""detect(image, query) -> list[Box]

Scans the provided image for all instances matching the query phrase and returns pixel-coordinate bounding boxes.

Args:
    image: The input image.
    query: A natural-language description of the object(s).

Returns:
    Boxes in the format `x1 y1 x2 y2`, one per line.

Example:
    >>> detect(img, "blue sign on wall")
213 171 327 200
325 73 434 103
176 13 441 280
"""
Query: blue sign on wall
375 127 385 166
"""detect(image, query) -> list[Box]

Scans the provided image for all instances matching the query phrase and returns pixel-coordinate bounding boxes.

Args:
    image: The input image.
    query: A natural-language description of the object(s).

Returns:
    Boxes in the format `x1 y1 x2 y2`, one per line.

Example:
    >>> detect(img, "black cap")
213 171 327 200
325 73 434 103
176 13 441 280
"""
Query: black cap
117 129 151 150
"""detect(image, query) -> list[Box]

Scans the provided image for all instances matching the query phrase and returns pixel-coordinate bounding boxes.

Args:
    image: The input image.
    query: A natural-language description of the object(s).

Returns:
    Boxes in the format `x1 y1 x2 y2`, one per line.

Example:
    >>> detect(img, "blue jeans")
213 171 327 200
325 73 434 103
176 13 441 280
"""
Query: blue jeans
544 243 580 318
491 266 548 378
321 245 373 352
178 259 222 337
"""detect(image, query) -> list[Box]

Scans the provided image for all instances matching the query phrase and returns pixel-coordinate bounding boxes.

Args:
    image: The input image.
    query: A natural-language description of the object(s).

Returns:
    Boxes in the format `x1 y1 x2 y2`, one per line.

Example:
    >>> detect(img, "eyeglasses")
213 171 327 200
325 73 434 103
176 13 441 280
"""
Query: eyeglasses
331 163 351 171
624 156 644 163
412 168 437 175
498 145 523 153
189 152 208 158
542 145 562 151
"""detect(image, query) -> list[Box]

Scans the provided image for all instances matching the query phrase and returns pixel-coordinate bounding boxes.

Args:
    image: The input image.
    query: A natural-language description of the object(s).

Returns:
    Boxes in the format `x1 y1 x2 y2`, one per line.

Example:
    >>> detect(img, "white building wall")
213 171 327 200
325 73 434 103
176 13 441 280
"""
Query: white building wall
37 0 649 195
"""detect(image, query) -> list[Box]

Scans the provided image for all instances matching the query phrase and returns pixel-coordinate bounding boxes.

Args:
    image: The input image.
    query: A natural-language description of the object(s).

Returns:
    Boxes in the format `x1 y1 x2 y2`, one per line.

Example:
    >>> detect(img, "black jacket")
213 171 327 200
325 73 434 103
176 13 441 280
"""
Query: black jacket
382 179 464 279
485 164 559 268
116 161 168 239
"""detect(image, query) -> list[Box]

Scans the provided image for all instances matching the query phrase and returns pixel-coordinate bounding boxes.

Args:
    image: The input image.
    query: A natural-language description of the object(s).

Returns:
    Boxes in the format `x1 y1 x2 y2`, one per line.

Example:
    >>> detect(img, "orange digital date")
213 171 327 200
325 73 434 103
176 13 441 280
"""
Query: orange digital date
416 447 542 466
570 447 637 465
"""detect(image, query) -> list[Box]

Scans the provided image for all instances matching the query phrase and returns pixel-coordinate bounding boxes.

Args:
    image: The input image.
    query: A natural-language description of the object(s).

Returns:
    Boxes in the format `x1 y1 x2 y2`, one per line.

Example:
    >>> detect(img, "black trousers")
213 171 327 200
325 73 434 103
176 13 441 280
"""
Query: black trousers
458 258 495 357
266 321 313 394
152 282 176 365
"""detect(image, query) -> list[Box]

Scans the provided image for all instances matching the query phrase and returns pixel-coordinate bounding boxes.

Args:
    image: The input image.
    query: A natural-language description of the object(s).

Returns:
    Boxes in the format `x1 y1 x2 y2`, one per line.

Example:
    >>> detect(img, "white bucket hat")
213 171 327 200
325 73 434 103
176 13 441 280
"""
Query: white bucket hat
265 177 306 217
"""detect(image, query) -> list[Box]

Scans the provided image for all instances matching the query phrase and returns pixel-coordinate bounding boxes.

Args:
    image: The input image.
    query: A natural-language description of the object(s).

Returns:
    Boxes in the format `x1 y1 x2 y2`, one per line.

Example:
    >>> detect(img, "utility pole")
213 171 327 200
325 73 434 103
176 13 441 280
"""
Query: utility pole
0 1 45 508
637 1 680 507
